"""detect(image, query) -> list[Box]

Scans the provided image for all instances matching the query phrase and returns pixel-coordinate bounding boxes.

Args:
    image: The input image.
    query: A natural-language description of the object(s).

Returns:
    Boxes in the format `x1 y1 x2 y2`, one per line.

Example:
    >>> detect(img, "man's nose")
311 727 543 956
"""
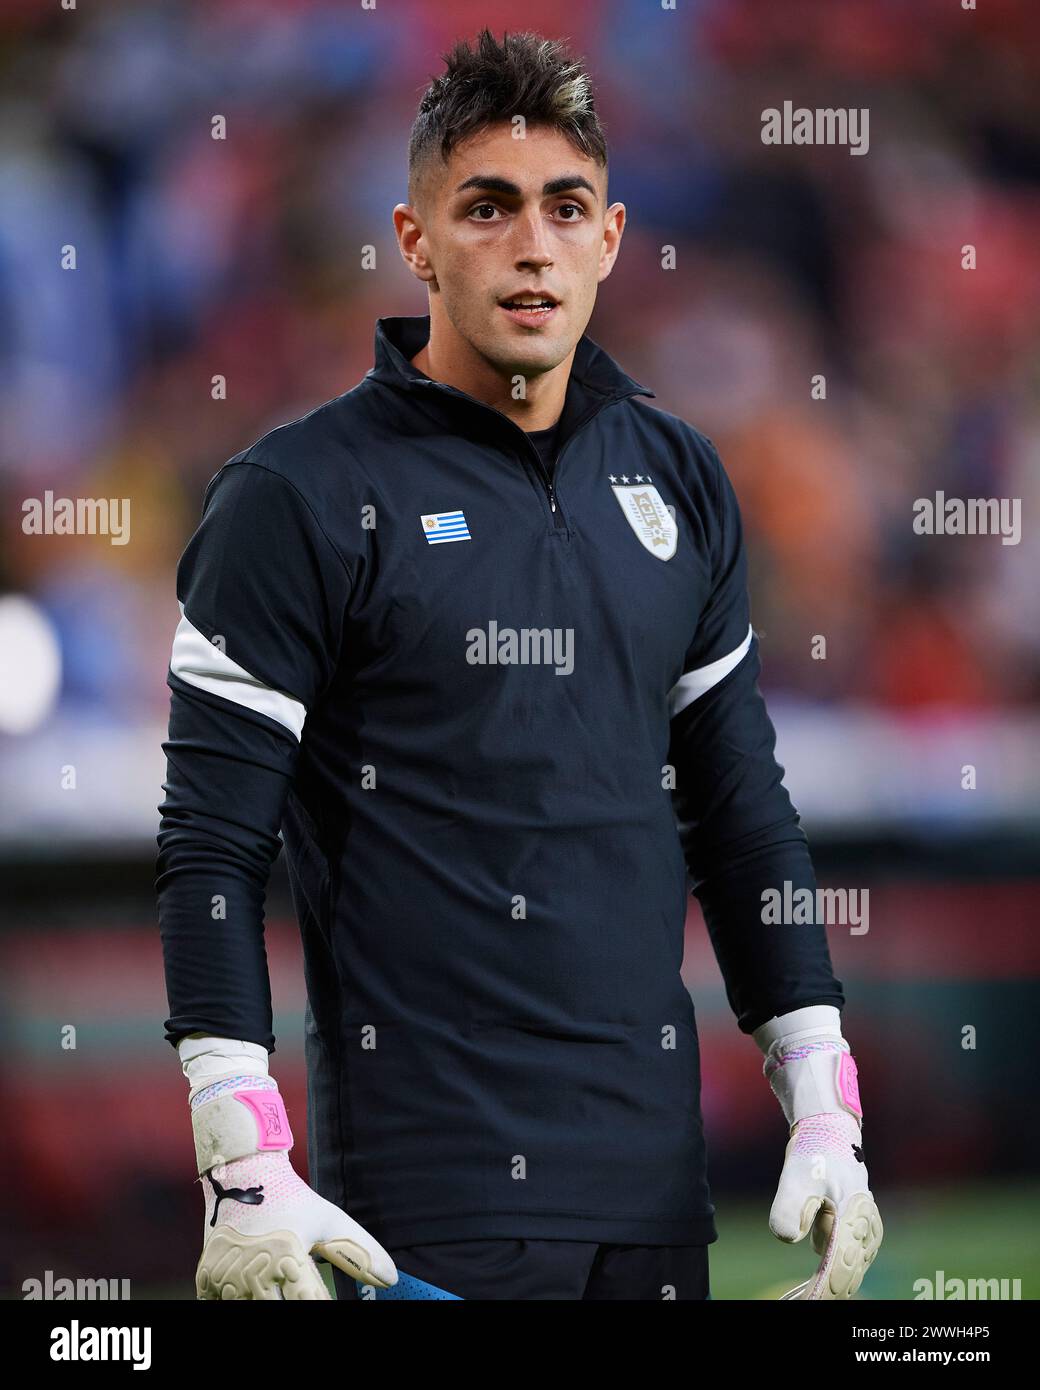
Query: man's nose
512 208 553 268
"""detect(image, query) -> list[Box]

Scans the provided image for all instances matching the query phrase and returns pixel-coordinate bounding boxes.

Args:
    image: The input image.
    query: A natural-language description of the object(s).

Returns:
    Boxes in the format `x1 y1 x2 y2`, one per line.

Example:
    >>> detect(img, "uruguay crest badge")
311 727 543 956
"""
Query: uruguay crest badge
610 476 677 560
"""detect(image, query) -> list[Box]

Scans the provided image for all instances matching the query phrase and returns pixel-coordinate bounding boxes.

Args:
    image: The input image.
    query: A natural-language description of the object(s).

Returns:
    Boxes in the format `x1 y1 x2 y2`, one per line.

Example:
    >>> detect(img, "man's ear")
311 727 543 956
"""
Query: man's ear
393 204 437 286
599 202 626 283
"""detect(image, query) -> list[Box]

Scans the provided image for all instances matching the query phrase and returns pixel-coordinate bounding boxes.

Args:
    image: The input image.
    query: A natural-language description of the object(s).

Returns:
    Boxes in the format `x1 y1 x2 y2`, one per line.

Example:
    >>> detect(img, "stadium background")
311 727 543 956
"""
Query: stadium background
1 0 1038 1300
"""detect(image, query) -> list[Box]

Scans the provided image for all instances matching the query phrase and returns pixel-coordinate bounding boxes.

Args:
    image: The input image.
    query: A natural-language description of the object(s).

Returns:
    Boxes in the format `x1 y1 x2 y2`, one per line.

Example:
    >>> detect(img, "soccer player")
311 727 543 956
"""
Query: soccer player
157 28 882 1301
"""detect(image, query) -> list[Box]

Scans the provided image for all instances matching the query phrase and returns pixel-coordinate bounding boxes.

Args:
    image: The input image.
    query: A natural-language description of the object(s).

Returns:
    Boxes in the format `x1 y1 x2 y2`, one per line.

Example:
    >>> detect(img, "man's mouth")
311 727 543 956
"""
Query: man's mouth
498 293 560 326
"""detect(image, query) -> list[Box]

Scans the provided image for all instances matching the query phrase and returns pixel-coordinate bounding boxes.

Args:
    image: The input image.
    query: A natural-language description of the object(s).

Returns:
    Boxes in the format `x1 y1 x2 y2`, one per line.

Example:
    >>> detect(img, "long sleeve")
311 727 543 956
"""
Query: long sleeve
156 458 353 1050
668 441 844 1033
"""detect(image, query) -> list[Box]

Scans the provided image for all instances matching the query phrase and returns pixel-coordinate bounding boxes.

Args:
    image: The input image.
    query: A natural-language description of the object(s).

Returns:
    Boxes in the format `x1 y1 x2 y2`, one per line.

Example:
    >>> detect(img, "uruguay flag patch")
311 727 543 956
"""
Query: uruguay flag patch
420 510 471 544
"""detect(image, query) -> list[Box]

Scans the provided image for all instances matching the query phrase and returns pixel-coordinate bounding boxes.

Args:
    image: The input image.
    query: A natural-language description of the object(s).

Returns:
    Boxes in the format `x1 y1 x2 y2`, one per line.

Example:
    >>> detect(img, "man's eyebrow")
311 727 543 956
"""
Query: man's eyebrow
454 173 599 199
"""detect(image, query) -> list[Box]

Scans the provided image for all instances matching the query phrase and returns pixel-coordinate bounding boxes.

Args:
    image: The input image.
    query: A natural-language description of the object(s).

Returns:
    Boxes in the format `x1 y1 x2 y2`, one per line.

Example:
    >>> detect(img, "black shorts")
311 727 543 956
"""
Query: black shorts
332 1238 711 1301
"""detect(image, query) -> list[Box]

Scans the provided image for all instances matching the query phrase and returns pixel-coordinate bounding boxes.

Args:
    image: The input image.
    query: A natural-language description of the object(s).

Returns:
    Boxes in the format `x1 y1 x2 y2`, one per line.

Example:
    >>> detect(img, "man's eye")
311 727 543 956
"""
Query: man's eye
469 203 501 221
556 203 585 221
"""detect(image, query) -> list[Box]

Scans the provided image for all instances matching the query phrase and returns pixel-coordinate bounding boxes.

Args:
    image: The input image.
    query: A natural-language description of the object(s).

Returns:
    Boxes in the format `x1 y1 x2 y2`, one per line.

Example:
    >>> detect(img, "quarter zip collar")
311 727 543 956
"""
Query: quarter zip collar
367 314 656 416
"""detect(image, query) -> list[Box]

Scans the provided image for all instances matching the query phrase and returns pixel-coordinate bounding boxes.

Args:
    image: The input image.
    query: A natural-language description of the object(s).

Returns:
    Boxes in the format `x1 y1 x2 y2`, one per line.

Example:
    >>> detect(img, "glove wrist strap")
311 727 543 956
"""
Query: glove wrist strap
190 1076 293 1175
765 1040 864 1128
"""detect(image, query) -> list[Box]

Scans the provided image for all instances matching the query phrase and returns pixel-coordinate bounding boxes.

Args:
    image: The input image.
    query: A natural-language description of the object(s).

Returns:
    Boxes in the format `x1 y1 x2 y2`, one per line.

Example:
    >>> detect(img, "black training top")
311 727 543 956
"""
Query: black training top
157 314 842 1248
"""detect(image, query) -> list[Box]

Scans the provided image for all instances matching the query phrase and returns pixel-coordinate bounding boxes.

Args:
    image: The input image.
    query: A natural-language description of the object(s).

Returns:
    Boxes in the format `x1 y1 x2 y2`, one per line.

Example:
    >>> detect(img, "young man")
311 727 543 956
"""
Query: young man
157 29 881 1301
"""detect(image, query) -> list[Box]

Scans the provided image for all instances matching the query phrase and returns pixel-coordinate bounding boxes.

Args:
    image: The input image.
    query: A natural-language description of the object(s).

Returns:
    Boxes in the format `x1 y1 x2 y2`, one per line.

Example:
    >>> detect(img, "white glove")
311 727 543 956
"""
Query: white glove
180 1034 397 1300
754 1006 883 1300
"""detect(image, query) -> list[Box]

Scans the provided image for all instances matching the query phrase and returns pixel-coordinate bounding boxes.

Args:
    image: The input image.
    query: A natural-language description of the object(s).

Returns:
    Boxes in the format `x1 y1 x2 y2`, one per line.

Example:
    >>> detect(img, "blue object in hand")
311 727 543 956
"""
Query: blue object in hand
357 1271 461 1300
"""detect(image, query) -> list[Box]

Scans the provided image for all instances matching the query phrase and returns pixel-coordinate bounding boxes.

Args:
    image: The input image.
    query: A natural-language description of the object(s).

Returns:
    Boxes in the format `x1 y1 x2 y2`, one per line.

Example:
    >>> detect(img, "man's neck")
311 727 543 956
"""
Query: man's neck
409 318 571 432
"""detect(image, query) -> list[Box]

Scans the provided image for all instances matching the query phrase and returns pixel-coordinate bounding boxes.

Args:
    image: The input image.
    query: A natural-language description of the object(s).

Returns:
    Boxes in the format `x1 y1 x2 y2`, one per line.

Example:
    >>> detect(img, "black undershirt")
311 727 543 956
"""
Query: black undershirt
525 420 562 479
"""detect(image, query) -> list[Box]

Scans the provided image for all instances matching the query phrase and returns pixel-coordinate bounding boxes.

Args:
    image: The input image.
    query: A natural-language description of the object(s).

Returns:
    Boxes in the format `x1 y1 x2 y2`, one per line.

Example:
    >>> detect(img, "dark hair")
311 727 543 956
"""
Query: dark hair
408 28 608 205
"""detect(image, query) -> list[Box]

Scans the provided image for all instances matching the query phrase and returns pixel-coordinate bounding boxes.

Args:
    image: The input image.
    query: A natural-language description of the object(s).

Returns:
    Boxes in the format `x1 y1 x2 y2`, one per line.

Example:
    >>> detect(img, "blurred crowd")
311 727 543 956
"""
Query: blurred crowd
2 0 1039 731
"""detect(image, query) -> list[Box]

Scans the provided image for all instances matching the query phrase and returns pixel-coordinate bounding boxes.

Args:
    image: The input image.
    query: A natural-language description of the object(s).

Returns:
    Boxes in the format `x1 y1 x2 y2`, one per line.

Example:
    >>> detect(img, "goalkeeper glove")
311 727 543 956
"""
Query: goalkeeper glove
180 1034 397 1300
754 1006 883 1300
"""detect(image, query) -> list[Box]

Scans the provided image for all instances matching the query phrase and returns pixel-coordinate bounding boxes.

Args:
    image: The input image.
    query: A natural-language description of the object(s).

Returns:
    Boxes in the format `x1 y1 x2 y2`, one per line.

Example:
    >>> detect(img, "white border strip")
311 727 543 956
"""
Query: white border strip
668 623 754 718
170 604 306 741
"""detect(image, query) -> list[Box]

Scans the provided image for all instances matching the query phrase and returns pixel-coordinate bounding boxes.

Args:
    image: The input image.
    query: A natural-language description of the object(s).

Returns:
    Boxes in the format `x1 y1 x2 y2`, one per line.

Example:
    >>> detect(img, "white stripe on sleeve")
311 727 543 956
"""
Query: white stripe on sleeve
170 603 307 740
667 623 754 719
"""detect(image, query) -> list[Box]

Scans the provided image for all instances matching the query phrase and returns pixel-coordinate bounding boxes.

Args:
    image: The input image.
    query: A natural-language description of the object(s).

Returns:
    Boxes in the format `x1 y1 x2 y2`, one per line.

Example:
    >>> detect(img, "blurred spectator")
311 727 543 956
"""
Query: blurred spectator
0 0 1037 730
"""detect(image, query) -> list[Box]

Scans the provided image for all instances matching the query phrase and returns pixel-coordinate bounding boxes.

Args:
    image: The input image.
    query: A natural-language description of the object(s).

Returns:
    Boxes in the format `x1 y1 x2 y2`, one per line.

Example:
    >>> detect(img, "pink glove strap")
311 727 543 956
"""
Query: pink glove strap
837 1052 863 1119
233 1089 293 1151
